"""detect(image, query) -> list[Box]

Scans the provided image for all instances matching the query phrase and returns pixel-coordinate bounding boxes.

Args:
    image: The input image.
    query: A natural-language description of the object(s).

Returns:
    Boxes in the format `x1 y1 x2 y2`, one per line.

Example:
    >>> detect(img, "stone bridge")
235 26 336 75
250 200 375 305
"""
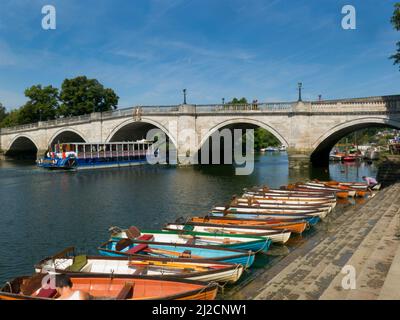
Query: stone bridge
1 95 400 168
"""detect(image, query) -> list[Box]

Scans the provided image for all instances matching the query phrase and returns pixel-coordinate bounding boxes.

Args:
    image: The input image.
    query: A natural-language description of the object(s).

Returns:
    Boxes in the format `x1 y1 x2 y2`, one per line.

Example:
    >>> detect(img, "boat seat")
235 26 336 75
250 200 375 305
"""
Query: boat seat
180 250 192 258
126 226 141 239
116 283 134 300
36 287 58 299
185 238 196 245
133 266 147 275
116 238 133 251
66 255 87 272
137 234 154 241
125 244 148 254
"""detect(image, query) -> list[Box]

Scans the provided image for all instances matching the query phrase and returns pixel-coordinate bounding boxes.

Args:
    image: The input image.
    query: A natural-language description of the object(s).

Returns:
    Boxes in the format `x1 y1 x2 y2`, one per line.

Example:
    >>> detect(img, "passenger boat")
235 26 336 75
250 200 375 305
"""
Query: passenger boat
98 239 256 268
0 273 218 300
37 140 154 170
188 216 309 233
163 223 292 244
34 247 243 284
108 228 271 253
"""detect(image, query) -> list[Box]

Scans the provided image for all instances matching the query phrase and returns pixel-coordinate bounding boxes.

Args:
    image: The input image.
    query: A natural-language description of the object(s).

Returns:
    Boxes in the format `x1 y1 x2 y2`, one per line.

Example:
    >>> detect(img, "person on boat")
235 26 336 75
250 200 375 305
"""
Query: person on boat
362 176 378 192
55 274 91 300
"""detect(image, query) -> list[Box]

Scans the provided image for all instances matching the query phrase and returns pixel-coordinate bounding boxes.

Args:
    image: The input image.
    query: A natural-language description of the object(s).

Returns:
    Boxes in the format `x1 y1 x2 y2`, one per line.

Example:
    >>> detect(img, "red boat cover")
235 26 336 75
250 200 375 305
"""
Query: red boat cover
36 288 58 298
125 244 148 254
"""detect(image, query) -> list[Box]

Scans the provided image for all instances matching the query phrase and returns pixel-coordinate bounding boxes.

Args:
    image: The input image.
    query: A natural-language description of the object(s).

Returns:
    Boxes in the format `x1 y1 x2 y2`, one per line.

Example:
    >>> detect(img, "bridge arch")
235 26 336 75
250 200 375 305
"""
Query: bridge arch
6 135 39 159
198 118 289 151
48 128 87 149
311 117 400 165
106 118 178 150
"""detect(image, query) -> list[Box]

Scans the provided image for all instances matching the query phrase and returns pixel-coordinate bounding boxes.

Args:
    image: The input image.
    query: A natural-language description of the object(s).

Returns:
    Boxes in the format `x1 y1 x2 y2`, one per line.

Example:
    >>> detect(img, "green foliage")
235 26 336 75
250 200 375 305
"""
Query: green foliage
254 128 280 150
392 3 400 30
0 76 119 127
391 3 400 68
0 109 21 128
0 102 7 125
337 128 395 146
22 85 59 123
229 97 248 104
58 76 119 117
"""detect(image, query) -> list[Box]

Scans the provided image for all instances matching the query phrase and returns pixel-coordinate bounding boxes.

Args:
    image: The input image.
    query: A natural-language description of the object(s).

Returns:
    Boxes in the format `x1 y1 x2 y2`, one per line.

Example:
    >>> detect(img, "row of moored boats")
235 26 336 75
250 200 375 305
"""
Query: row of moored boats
0 180 380 300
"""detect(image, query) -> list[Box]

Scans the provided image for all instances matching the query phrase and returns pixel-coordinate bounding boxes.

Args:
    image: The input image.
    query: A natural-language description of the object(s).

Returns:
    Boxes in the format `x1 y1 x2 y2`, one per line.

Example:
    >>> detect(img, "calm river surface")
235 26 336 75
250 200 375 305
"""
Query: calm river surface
0 153 378 288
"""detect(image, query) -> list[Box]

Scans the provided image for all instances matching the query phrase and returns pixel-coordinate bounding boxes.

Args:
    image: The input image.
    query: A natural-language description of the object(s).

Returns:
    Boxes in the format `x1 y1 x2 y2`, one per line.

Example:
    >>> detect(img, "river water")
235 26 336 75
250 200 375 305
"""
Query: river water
0 153 378 289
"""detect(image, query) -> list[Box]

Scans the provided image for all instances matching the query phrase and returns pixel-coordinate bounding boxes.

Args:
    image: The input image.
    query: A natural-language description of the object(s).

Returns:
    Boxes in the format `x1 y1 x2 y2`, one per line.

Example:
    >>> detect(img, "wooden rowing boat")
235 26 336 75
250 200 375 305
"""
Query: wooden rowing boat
188 216 308 234
209 213 320 225
296 184 356 197
0 273 218 300
109 228 271 253
98 239 256 268
242 191 336 201
163 223 292 244
234 198 335 211
246 186 335 196
213 206 329 218
34 247 244 284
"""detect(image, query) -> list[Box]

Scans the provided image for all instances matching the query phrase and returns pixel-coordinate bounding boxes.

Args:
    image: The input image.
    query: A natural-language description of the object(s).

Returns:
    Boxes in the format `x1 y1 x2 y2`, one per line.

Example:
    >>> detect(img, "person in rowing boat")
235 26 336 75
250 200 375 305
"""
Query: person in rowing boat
362 176 378 193
55 274 91 300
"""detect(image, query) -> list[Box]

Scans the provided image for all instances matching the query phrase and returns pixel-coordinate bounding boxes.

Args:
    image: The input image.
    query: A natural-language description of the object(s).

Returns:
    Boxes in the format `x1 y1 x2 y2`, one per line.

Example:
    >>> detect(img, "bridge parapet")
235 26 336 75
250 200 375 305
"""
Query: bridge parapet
195 102 294 113
310 95 400 113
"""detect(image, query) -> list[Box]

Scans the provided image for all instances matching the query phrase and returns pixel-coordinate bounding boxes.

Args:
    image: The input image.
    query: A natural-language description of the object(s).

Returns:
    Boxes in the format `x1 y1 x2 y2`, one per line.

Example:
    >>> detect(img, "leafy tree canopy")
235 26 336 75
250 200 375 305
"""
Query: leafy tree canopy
0 109 21 128
0 102 7 124
229 97 248 104
18 85 59 124
391 3 400 68
58 76 119 117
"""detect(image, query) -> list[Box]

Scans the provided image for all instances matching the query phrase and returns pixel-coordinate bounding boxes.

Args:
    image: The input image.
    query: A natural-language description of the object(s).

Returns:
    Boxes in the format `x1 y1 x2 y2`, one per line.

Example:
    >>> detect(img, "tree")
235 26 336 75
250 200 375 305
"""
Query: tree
0 102 7 125
18 85 59 124
58 76 119 117
230 97 248 104
0 109 21 128
391 3 400 68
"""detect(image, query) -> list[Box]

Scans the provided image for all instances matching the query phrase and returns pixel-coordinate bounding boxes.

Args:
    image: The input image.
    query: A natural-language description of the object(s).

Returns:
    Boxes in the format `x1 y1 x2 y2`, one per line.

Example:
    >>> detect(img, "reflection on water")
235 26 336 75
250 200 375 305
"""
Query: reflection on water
0 153 378 286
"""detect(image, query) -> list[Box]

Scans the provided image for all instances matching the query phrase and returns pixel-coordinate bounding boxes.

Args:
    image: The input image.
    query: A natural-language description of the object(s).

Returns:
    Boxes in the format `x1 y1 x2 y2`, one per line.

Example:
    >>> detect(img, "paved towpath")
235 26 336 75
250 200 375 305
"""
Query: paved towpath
254 182 400 300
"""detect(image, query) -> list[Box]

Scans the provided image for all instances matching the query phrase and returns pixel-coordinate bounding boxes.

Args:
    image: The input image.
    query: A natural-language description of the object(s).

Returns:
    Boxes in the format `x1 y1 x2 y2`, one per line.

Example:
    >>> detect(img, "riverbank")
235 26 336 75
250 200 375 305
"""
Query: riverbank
233 160 400 300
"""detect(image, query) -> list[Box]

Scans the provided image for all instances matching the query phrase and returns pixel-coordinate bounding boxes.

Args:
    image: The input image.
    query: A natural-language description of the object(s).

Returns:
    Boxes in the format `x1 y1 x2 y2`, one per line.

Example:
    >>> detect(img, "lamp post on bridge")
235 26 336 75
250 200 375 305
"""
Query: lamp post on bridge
183 89 187 105
298 82 303 102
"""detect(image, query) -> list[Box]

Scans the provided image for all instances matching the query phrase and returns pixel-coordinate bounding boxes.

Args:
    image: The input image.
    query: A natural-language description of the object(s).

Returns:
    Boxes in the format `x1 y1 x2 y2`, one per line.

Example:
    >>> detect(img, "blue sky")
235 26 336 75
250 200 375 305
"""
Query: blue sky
0 0 399 109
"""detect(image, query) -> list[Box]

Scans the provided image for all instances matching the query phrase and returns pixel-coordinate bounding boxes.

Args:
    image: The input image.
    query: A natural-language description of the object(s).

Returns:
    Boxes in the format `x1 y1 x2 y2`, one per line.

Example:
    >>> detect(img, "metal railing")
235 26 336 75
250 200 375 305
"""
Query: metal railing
1 95 400 134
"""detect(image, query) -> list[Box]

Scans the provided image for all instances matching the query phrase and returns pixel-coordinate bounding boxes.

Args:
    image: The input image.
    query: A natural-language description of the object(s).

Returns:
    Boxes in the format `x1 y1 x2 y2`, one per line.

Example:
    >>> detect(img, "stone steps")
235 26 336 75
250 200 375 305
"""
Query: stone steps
319 200 400 299
378 236 400 299
272 198 389 300
255 184 399 300
345 209 400 299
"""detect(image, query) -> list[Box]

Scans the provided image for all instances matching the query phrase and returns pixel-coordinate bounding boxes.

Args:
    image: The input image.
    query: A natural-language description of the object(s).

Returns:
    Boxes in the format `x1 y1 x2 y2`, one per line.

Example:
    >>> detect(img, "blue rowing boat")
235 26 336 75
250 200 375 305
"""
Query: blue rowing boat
109 228 271 253
98 239 256 268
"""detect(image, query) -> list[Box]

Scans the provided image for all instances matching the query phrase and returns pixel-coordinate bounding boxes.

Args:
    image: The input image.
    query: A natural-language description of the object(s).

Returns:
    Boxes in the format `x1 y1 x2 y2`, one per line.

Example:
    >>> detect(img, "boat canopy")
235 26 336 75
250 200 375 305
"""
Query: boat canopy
51 140 155 159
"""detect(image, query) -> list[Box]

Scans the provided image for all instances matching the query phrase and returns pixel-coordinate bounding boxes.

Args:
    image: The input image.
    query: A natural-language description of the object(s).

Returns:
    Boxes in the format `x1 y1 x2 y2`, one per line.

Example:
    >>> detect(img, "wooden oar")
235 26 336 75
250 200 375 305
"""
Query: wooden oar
178 234 242 245
143 247 204 259
128 260 210 272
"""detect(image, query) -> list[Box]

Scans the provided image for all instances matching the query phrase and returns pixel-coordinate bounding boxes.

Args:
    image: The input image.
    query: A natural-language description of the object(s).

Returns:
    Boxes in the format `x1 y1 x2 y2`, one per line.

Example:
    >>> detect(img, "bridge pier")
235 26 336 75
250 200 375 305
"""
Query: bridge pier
287 151 312 170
